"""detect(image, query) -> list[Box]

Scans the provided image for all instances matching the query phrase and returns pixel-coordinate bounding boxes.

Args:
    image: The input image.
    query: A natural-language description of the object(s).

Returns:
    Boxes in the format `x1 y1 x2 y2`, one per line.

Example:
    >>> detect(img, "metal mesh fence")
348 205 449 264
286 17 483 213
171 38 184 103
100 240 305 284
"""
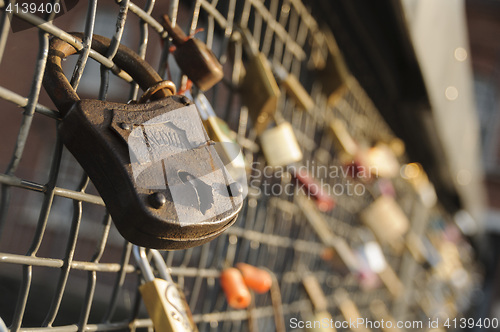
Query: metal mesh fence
0 0 480 331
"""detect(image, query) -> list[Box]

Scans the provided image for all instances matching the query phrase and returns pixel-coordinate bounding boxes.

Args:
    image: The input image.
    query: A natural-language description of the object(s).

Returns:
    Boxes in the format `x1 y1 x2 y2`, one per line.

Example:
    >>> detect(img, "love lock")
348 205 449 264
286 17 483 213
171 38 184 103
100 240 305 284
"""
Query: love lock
43 33 244 249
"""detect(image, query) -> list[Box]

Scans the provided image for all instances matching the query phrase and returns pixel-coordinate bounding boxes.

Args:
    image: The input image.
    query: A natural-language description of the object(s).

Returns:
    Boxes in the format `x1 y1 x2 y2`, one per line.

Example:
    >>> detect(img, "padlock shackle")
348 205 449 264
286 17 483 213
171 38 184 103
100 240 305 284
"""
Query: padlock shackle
133 246 155 282
133 246 174 284
44 33 173 117
236 26 259 58
161 14 188 46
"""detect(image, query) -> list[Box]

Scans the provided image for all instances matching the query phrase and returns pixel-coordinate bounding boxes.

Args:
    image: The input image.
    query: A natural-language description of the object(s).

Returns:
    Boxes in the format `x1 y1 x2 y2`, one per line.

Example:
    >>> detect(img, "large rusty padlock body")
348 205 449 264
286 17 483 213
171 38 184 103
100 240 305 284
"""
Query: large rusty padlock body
44 34 243 249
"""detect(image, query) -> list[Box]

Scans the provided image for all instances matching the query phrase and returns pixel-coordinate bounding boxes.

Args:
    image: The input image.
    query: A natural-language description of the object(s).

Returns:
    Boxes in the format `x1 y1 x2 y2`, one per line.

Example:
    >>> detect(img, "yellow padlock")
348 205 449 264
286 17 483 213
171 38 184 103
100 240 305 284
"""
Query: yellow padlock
134 246 198 332
190 91 247 189
316 29 349 105
238 28 281 134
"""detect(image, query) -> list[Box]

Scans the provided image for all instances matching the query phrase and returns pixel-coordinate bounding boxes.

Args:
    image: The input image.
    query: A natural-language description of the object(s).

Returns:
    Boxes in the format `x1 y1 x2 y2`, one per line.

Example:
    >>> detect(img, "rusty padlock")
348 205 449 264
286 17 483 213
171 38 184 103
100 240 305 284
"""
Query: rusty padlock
161 15 223 91
43 33 243 249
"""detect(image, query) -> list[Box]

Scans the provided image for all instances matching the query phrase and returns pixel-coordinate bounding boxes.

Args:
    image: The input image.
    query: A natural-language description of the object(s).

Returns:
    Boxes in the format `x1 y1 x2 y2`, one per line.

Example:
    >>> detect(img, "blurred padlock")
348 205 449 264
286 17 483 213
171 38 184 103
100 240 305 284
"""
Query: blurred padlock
365 143 400 178
243 53 334 210
359 196 410 253
161 15 223 91
238 28 281 134
316 29 349 105
356 232 402 298
273 63 315 113
260 121 303 167
190 91 247 194
134 246 198 332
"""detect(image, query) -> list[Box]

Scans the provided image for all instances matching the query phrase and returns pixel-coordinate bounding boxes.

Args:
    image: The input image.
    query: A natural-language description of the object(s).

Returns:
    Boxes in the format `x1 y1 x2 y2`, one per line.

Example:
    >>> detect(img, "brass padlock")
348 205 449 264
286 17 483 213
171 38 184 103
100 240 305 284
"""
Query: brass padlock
43 33 243 249
134 246 198 332
190 90 247 192
161 15 224 91
237 28 281 134
316 29 349 104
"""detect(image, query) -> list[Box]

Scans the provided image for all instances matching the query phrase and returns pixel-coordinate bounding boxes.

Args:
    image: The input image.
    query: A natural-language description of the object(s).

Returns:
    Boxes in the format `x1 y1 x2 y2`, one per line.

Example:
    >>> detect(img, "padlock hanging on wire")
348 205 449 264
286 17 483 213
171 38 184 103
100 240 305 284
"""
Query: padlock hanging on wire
161 15 224 91
329 119 402 181
260 112 335 212
236 27 281 135
187 89 248 200
133 246 198 332
43 33 243 250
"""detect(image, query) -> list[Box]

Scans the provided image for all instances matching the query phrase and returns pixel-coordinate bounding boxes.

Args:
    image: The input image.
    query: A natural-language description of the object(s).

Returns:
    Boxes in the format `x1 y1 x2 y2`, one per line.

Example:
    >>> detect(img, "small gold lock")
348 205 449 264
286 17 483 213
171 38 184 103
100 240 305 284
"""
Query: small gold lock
191 91 247 186
134 247 198 332
237 28 281 134
259 121 303 167
359 196 410 253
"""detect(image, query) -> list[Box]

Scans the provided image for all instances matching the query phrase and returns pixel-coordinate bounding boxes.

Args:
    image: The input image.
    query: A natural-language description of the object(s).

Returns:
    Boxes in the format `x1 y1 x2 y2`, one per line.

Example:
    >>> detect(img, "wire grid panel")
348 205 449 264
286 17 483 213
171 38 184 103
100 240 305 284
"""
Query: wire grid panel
0 0 477 331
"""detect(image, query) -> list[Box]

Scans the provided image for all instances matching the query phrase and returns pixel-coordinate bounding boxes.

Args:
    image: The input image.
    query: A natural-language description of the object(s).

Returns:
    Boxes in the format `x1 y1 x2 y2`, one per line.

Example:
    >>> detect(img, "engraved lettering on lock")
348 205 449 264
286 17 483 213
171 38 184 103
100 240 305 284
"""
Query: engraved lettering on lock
141 122 192 152
129 121 193 165
164 284 194 331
